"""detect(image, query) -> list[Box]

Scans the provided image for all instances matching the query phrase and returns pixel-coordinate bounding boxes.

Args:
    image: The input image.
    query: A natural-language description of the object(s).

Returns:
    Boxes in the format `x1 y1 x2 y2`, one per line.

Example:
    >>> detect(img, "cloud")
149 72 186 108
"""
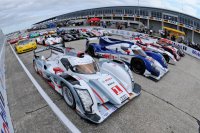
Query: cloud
0 0 200 34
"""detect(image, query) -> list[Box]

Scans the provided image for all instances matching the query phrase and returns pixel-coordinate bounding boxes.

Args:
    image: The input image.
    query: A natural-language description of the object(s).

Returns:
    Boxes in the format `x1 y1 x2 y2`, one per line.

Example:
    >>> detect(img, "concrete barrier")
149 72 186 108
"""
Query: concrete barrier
0 29 14 133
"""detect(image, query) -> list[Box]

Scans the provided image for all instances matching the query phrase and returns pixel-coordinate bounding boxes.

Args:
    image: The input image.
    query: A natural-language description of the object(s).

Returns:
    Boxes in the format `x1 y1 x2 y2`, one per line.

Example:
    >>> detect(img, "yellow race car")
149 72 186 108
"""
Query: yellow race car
48 30 56 34
15 39 37 54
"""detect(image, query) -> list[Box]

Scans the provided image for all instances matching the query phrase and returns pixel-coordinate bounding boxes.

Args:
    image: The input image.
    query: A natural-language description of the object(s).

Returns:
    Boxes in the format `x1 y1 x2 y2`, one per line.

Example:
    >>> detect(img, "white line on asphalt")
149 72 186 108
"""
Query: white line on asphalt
9 45 81 133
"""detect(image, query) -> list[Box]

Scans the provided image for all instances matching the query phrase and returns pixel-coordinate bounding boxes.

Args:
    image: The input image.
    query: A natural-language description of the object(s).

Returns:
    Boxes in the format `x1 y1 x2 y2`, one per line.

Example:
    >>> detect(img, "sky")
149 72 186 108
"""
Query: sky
0 0 200 34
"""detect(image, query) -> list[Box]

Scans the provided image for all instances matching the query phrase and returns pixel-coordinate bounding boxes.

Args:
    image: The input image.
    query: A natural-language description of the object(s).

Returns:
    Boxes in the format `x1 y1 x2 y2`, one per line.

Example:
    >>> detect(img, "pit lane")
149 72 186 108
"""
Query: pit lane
15 36 200 133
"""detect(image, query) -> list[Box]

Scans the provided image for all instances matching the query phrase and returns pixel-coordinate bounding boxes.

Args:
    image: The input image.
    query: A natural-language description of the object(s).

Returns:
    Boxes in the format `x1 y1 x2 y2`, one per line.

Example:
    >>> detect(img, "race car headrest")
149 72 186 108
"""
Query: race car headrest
53 67 64 74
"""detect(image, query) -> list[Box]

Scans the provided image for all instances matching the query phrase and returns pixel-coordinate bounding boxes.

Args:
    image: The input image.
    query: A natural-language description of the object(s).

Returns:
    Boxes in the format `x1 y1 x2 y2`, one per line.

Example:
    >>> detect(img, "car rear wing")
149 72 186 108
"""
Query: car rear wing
33 44 65 58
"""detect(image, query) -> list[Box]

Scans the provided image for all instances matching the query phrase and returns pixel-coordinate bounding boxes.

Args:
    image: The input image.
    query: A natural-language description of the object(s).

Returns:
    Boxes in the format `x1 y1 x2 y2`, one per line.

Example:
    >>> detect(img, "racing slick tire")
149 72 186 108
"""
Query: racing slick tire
177 49 185 57
42 40 45 46
87 45 96 57
62 85 76 109
131 58 145 75
163 54 170 63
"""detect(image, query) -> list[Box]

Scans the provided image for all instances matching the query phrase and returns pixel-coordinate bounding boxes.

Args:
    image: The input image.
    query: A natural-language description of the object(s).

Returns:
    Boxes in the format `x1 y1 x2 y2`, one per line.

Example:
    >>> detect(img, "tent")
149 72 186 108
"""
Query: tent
87 17 101 23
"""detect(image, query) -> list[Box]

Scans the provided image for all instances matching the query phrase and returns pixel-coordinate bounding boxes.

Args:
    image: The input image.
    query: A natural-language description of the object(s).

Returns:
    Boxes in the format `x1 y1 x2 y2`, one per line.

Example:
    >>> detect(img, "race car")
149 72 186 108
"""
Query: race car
18 34 29 40
29 32 40 38
15 39 37 54
61 34 73 42
135 35 181 61
86 37 168 80
80 29 97 37
90 29 103 37
156 40 181 61
36 35 62 46
39 31 48 36
157 38 185 57
33 44 141 123
92 27 112 36
9 38 19 44
128 37 177 64
48 30 56 34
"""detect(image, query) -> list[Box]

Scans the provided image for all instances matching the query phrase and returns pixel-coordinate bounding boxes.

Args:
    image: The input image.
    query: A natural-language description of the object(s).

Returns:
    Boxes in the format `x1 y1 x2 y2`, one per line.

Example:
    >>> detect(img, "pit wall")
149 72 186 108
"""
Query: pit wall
0 30 14 133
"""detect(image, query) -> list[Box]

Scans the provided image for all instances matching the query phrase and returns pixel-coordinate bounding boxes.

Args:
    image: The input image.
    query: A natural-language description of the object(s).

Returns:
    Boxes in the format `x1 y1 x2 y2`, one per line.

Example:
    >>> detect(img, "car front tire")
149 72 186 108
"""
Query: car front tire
131 58 145 75
62 85 76 109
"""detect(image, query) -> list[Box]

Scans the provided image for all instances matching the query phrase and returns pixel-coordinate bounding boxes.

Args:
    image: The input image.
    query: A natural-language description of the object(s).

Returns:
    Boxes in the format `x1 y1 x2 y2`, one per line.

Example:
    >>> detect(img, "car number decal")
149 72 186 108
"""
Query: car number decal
111 85 123 95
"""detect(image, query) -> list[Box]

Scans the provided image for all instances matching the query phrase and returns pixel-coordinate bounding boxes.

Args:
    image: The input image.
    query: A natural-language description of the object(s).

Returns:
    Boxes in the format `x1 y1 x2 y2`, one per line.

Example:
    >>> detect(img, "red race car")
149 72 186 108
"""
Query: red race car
9 38 19 44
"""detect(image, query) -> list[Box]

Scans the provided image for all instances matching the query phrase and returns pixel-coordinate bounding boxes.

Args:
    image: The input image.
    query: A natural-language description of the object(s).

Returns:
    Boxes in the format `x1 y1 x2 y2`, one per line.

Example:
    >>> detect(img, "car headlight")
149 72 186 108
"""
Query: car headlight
76 89 93 113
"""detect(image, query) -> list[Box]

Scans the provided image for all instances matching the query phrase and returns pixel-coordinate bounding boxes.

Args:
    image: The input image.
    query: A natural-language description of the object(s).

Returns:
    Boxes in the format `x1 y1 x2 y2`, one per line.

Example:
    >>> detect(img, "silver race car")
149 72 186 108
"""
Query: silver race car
33 44 141 123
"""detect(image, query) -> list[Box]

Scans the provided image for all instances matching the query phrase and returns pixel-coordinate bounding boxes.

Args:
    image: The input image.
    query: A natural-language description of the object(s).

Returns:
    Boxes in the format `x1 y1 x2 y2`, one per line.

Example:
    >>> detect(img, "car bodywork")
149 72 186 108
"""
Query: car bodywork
135 35 181 61
36 35 62 46
129 37 177 64
157 38 185 57
33 45 141 123
92 28 112 36
86 37 168 80
9 38 19 44
29 32 40 38
15 39 37 54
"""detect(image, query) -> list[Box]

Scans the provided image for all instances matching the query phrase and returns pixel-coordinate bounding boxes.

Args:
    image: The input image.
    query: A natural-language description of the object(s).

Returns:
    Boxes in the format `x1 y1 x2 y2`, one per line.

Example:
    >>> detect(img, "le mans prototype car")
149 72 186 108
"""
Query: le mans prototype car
33 44 141 123
128 37 177 64
86 37 168 80
15 39 37 54
36 35 62 46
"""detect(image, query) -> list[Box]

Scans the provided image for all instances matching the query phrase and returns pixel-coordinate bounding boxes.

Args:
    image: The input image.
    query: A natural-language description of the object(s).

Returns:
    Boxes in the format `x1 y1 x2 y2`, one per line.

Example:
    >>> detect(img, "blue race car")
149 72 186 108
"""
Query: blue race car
86 37 168 80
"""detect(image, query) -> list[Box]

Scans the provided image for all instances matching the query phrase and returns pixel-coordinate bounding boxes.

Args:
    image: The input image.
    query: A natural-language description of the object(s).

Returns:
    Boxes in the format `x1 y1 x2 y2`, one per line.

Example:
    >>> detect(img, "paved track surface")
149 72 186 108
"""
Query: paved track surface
5 36 200 133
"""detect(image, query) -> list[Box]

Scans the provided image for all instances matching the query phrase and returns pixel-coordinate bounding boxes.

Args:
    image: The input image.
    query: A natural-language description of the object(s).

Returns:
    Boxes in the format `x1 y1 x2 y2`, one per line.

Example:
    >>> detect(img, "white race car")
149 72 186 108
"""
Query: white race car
36 35 62 46
92 27 112 36
33 45 141 123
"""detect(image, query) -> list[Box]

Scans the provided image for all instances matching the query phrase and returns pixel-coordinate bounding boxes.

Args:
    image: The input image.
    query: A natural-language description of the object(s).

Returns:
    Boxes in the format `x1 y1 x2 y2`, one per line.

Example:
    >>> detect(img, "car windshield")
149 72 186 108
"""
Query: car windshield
18 40 31 45
132 49 147 57
72 62 98 74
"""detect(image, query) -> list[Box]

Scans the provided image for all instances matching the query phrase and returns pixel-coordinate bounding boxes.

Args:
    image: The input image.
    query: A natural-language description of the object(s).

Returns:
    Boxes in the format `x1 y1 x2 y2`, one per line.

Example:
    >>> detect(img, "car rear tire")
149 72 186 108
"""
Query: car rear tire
62 85 76 109
87 46 95 57
131 58 145 75
177 49 185 57
163 54 169 63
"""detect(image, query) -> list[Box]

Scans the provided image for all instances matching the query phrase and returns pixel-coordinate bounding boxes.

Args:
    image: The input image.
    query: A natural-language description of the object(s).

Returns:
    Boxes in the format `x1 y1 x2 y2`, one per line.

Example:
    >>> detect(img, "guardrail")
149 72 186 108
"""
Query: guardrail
108 28 200 60
0 30 14 133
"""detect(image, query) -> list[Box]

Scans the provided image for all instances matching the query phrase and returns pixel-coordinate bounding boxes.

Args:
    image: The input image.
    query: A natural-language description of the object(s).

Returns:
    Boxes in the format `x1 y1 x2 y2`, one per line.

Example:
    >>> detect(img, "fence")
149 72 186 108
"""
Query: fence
0 29 14 133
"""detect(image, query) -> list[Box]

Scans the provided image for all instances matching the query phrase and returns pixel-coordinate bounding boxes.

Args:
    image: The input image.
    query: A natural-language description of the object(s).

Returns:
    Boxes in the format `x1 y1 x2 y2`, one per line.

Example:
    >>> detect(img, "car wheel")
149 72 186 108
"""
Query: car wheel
62 85 76 109
177 49 185 57
42 40 45 46
33 61 39 73
131 58 145 75
163 54 169 63
87 46 95 57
